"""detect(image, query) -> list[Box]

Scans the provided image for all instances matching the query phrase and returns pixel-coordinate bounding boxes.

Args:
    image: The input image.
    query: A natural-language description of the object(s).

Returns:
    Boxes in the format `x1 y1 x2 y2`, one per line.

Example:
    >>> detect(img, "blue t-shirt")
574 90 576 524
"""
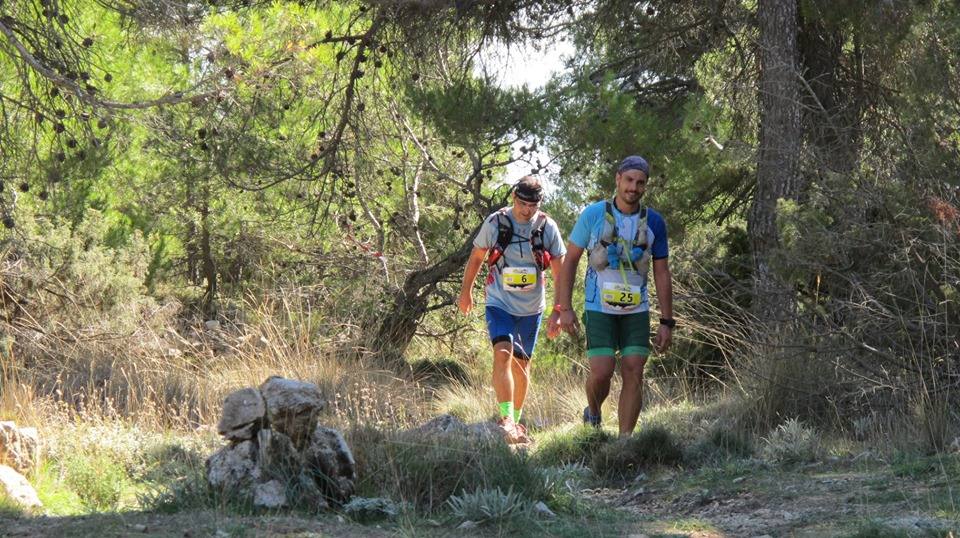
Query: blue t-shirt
474 208 566 316
569 201 668 313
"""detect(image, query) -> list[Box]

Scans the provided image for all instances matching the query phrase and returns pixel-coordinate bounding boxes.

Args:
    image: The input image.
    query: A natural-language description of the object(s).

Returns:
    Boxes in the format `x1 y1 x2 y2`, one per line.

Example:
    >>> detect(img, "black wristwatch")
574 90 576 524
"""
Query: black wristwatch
659 317 676 329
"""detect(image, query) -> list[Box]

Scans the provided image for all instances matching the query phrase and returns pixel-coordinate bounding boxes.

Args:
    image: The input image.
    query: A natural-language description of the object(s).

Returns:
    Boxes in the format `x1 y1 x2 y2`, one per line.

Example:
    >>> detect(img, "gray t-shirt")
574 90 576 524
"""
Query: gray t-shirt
474 208 566 316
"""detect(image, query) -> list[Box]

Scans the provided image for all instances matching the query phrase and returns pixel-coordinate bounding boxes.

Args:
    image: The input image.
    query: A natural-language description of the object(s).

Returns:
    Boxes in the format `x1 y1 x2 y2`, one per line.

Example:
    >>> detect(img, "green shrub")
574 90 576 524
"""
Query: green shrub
139 464 255 514
684 424 754 465
351 431 545 513
761 418 820 464
591 426 683 479
64 452 126 511
538 463 591 513
533 425 614 467
446 486 532 526
410 358 470 385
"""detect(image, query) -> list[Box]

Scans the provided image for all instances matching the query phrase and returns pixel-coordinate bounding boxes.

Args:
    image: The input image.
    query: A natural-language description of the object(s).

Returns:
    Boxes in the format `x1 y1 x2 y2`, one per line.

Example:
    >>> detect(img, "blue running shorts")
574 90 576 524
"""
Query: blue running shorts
485 306 543 361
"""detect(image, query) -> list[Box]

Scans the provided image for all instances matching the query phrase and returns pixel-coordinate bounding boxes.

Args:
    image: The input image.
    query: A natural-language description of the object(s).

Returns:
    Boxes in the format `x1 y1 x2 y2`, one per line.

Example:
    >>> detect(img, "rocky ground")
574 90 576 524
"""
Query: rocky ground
2 453 958 537
602 454 960 537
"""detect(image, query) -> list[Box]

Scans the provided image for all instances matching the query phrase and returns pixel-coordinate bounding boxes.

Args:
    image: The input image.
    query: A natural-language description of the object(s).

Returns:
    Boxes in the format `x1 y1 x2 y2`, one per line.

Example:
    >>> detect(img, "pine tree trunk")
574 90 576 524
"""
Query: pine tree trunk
749 0 802 325
371 228 479 370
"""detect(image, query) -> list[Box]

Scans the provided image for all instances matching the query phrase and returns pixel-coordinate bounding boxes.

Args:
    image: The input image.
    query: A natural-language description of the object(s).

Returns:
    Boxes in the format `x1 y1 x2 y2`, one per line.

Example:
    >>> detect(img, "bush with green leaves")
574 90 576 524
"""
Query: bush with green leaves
446 486 532 526
63 452 127 511
342 496 402 523
684 423 754 465
532 425 614 467
351 430 545 513
590 426 683 479
761 418 820 464
537 463 592 513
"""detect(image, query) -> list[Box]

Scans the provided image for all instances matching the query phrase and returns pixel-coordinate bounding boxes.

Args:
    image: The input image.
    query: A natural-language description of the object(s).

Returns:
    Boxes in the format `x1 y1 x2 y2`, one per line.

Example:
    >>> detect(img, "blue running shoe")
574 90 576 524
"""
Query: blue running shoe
583 406 601 428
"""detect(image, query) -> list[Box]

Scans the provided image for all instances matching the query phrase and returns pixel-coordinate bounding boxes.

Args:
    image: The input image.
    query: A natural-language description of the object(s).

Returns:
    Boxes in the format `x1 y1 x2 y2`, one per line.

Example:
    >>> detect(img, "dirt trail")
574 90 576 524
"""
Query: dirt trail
591 458 959 537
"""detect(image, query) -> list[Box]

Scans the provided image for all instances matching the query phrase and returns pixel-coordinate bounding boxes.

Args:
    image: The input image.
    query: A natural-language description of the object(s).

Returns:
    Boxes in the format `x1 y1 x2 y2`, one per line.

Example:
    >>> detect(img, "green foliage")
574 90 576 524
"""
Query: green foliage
342 496 402 523
533 425 614 467
409 358 470 385
446 486 532 526
684 424 754 465
590 426 683 479
351 431 545 513
891 453 960 480
537 463 592 513
64 452 127 511
0 493 26 518
760 418 821 465
845 520 947 538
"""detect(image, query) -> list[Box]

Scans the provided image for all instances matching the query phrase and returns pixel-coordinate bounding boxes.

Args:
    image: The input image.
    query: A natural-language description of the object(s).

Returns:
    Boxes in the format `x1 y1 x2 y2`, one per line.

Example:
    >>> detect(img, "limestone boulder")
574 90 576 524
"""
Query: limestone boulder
302 426 356 503
259 377 326 448
253 479 287 509
0 422 39 474
217 388 266 442
0 464 41 509
409 414 500 442
206 440 261 490
257 428 301 477
413 414 468 435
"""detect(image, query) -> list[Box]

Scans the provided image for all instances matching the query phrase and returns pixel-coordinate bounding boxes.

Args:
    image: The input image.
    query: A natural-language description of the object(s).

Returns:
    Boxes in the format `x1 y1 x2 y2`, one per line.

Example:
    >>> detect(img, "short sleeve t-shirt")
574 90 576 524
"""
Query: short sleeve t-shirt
569 201 668 313
474 208 566 316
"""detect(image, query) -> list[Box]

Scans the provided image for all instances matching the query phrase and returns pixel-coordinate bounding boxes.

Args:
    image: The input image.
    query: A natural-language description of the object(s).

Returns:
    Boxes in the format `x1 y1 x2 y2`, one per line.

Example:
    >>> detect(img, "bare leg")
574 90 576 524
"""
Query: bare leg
492 341 515 409
586 356 616 417
618 355 647 436
511 357 531 413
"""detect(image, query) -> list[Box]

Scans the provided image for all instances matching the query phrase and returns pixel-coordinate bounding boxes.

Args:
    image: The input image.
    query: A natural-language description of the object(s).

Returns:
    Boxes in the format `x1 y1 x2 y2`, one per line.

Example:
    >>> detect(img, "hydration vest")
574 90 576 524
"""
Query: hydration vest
485 209 552 272
587 200 650 274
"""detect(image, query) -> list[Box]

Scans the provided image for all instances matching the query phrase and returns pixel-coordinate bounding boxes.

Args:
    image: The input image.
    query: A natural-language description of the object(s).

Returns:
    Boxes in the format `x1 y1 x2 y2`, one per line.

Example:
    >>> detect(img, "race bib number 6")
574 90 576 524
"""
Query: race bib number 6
601 282 642 310
503 267 537 292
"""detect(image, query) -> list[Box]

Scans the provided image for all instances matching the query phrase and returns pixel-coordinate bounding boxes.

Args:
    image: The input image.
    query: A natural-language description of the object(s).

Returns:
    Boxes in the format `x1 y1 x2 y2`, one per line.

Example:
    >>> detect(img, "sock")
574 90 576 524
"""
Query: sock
499 401 514 420
513 408 523 423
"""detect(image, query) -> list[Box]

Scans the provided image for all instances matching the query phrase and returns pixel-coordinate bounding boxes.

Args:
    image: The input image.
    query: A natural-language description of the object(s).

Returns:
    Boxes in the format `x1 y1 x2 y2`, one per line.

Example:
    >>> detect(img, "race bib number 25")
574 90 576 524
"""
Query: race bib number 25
503 267 537 292
601 282 642 310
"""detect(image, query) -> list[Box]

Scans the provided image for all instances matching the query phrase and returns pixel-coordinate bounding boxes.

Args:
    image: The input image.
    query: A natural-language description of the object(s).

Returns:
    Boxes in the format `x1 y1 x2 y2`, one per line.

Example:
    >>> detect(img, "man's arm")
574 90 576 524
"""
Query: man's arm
458 247 488 314
652 257 674 352
547 243 583 337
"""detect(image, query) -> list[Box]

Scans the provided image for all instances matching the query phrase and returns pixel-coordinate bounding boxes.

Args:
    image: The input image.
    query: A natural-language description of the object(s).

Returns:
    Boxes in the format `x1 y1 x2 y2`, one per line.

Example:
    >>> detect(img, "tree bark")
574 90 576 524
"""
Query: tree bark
798 11 865 175
749 0 802 325
371 226 479 369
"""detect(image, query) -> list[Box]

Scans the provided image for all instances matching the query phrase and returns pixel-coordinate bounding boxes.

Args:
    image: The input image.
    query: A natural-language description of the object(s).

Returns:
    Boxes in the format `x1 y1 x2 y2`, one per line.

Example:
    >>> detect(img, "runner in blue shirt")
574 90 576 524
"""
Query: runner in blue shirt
548 156 675 436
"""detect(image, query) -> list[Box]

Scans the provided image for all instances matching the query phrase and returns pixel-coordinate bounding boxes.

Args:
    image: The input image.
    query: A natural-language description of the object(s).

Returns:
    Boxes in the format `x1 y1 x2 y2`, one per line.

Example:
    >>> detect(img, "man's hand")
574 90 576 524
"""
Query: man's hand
458 289 473 315
558 310 580 336
546 310 562 339
653 324 673 353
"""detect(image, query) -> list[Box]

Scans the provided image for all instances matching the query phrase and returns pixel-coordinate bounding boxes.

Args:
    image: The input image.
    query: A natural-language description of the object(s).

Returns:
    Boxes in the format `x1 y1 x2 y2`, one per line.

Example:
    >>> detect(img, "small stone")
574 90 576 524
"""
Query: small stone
204 320 220 330
733 476 746 484
533 501 556 518
457 520 478 529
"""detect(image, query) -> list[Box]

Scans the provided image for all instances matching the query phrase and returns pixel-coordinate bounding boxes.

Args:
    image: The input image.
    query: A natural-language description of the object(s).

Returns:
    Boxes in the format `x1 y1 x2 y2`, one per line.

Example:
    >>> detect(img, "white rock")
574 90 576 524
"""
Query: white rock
204 320 221 331
217 388 266 441
303 426 356 502
457 520 478 529
533 501 556 518
253 480 287 508
259 376 326 447
0 422 40 474
206 440 260 490
0 464 42 508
